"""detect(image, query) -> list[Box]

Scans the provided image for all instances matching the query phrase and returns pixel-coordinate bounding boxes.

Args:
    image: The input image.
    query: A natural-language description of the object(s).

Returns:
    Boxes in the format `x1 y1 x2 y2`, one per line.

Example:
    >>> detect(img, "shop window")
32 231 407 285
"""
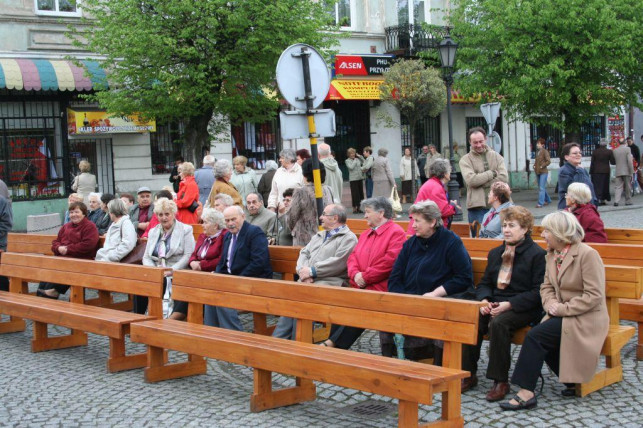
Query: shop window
35 0 82 16
0 101 65 201
231 119 279 170
325 0 352 28
150 122 184 174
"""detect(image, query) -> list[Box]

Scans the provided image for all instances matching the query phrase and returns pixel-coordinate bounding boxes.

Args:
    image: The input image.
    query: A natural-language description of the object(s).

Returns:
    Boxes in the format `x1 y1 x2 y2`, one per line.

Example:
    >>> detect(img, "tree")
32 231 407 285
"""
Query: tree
450 0 643 144
379 59 446 197
72 0 338 162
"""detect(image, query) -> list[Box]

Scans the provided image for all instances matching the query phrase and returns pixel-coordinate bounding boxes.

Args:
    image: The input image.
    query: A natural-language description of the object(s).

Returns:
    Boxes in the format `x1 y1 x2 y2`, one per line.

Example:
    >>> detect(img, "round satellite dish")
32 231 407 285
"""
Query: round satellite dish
276 44 330 110
489 131 502 153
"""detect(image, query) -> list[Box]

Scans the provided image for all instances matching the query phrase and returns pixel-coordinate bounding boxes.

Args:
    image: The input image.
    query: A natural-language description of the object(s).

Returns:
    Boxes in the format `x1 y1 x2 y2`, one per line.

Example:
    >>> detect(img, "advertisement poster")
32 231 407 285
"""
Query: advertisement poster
67 109 156 135
607 115 625 148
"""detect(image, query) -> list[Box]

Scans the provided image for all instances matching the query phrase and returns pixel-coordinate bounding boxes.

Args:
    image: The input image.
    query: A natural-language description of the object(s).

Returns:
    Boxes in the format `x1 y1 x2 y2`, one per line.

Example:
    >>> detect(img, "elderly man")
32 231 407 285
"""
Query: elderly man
0 194 13 291
87 192 104 225
204 205 272 331
268 149 304 211
613 138 634 206
273 204 358 340
417 145 430 184
460 127 508 224
130 186 154 237
195 155 216 205
212 193 234 212
244 192 276 241
319 143 344 204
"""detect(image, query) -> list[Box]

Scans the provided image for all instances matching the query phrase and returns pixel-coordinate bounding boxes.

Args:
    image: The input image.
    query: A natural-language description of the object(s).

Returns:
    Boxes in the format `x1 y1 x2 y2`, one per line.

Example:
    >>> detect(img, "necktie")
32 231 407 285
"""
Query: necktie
227 233 237 273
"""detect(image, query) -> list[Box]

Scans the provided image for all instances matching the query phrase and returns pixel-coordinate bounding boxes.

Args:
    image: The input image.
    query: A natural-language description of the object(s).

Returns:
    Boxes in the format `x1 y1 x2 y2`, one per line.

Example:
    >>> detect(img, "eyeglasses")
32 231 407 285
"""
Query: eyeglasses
320 212 335 217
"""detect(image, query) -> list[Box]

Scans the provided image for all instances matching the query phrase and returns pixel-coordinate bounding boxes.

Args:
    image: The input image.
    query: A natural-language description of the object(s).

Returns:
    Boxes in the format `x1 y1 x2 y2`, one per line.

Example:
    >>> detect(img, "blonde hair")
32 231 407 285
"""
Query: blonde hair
566 182 592 205
541 211 585 245
79 160 91 173
153 197 178 215
233 155 248 166
346 148 356 156
180 161 195 176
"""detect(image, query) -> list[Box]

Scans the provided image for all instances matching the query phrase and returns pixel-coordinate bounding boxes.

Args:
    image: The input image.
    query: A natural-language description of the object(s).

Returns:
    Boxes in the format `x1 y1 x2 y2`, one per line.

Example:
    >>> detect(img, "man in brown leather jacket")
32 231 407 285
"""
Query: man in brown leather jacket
534 138 551 208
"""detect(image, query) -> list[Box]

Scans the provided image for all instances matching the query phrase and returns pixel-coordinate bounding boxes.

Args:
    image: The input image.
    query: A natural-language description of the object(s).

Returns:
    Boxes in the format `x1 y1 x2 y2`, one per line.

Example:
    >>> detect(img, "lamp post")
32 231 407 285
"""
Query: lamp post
437 31 462 221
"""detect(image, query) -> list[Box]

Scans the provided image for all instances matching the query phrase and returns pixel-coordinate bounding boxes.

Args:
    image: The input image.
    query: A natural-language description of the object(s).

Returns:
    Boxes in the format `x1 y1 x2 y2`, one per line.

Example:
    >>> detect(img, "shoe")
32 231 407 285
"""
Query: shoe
36 289 59 299
485 381 511 402
599 201 606 206
561 386 576 397
625 202 633 206
499 394 537 411
544 202 549 206
614 203 619 207
460 375 478 392
535 205 543 208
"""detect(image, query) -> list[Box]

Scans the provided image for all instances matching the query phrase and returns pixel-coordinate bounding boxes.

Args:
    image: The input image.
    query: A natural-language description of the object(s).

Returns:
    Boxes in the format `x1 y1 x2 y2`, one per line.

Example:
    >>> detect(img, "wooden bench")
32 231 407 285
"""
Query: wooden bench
6 232 132 311
346 218 472 238
532 225 643 245
471 256 642 396
130 271 481 427
0 253 167 372
620 299 643 360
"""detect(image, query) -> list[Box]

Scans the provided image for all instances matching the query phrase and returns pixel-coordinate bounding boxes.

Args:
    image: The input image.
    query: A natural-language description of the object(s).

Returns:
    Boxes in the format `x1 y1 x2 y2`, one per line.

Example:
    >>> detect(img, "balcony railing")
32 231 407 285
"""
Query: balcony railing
384 24 449 57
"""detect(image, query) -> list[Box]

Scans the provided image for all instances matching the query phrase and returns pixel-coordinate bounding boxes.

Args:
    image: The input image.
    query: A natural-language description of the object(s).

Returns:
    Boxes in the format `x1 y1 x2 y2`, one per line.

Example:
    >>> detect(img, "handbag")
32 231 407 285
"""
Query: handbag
188 200 199 213
390 187 402 212
121 239 147 265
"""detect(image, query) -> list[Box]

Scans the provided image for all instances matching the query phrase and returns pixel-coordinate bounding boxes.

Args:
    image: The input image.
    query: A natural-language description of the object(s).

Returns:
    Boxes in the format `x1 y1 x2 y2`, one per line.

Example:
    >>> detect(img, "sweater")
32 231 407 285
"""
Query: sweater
296 226 358 286
268 163 304 209
571 204 608 243
388 226 473 296
52 217 99 259
459 147 508 209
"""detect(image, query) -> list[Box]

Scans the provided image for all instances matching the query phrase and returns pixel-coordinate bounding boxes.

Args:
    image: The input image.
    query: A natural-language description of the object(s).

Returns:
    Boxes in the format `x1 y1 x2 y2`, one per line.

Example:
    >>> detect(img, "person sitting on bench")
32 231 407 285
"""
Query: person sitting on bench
95 198 137 262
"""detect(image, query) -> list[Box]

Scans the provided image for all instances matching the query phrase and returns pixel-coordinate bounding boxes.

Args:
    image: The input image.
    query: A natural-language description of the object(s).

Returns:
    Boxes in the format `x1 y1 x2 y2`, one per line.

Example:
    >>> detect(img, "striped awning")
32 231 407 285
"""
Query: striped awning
0 58 108 92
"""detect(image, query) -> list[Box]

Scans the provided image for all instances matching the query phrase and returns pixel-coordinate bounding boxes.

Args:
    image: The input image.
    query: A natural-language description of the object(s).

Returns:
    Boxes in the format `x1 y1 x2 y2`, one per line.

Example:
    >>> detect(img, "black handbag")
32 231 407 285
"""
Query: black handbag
188 200 199 213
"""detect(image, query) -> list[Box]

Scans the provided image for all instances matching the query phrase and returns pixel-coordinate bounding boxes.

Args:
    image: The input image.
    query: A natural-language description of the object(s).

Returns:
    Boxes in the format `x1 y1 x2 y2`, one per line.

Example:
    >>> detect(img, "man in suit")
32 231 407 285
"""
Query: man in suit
204 205 272 330
613 138 634 206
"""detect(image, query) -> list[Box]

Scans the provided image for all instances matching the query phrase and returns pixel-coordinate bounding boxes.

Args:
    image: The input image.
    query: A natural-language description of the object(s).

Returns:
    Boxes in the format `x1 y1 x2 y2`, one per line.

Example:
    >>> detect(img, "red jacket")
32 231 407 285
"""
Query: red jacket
51 217 99 259
571 204 608 243
407 176 455 234
176 175 200 224
346 220 406 292
188 230 228 272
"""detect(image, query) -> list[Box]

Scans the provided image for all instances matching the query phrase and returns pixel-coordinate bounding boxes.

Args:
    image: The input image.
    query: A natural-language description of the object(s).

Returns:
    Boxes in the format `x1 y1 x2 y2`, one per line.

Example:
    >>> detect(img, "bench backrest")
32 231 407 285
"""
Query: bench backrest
268 245 301 280
8 233 106 255
172 270 480 348
532 225 643 245
345 218 410 236
0 253 167 317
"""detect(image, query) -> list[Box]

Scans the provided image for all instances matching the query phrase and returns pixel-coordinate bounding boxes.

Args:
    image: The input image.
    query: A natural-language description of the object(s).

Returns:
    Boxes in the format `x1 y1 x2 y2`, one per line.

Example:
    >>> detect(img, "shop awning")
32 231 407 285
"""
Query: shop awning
0 58 108 92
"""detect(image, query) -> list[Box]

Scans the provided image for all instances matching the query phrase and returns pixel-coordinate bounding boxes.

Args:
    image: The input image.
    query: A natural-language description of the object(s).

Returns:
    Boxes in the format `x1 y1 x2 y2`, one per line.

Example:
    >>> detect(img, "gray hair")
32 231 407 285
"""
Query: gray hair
541 211 584 245
566 182 593 205
429 158 451 179
599 138 608 147
360 197 393 219
153 197 178 215
89 192 102 201
214 159 233 179
265 160 278 171
246 192 263 203
408 200 444 229
318 143 331 157
201 208 226 229
325 204 347 224
279 149 297 163
428 144 436 149
202 155 215 166
107 198 129 217
377 148 388 157
214 193 234 207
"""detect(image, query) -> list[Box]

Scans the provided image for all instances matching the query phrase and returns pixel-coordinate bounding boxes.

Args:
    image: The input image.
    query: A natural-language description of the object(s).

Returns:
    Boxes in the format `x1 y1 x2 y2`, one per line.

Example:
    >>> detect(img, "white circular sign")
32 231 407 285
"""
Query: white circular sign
276 44 330 110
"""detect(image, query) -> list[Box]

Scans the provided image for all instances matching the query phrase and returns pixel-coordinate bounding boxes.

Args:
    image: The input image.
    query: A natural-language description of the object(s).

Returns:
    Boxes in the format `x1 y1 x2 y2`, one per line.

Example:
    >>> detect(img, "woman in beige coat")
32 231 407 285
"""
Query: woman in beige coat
500 211 608 411
371 148 396 198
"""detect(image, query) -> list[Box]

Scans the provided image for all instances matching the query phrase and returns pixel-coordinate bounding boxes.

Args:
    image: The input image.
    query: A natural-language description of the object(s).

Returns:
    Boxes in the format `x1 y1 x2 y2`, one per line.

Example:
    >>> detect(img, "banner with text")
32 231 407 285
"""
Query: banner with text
334 54 394 77
325 79 384 100
67 109 156 135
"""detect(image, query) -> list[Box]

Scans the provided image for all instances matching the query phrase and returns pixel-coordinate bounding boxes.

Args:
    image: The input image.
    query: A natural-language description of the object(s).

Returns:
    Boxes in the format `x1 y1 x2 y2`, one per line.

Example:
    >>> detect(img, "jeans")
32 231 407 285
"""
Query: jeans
467 207 487 225
537 173 551 206
365 178 374 198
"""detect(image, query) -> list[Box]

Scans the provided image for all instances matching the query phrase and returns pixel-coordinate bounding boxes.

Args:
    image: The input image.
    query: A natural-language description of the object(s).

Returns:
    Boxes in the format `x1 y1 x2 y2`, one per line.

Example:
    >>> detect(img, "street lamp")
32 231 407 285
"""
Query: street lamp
437 31 462 221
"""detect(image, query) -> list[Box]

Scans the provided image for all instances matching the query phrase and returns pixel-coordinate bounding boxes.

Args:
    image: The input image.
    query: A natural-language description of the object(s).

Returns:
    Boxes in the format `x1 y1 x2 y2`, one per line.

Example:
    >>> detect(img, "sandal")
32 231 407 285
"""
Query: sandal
499 394 537 411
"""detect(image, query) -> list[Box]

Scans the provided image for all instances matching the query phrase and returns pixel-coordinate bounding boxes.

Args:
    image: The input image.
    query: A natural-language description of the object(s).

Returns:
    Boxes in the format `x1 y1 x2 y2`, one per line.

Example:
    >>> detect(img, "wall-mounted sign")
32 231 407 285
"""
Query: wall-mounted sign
334 54 395 77
67 109 156 135
325 79 384 100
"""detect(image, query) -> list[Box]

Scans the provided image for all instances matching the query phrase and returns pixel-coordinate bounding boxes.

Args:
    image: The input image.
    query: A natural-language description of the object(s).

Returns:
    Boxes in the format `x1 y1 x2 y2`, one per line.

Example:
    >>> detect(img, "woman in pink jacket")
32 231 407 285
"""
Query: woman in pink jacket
407 158 457 232
321 196 406 349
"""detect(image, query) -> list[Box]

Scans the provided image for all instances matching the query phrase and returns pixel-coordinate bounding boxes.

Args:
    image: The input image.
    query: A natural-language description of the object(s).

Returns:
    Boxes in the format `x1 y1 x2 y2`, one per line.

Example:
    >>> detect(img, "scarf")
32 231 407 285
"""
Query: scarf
155 222 176 267
497 238 524 290
553 244 571 273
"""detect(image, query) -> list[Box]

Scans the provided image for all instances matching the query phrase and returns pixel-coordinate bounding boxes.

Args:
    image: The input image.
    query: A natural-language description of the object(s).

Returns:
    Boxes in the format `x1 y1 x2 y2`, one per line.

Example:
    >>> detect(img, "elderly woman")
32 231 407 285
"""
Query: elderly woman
257 160 278 206
137 198 195 319
322 197 407 349
287 159 334 246
37 202 100 299
500 211 609 410
371 148 396 198
345 148 364 214
399 147 417 204
479 182 514 239
95 199 137 262
72 160 97 204
141 190 174 239
63 193 84 224
207 159 243 208
408 158 456 233
383 200 473 360
557 143 597 210
461 206 546 401
565 182 607 243
175 161 200 224
230 155 259 206
268 149 304 210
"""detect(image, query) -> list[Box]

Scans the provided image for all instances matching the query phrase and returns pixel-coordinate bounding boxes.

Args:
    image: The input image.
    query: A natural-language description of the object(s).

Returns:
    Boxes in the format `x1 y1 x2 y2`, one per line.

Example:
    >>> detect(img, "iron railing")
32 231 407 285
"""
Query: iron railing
384 24 450 56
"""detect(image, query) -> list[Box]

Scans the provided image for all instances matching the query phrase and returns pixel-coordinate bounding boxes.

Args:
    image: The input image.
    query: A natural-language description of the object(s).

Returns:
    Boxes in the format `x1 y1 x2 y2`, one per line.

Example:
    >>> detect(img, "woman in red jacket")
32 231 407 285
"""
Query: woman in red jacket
175 161 200 225
565 183 608 243
37 201 99 299
407 158 457 233
322 196 406 349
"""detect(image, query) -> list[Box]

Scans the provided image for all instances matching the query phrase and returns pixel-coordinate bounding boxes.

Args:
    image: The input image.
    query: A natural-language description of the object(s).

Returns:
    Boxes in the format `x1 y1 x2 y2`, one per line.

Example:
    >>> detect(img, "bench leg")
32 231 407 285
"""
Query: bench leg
637 322 643 361
143 345 206 383
578 352 624 397
250 368 316 412
0 315 26 334
398 380 464 427
107 336 148 373
31 322 88 352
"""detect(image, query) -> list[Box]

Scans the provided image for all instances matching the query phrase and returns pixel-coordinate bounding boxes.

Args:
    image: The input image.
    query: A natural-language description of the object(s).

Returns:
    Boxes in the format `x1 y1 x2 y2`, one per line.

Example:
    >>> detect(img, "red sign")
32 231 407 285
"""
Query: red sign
334 55 394 77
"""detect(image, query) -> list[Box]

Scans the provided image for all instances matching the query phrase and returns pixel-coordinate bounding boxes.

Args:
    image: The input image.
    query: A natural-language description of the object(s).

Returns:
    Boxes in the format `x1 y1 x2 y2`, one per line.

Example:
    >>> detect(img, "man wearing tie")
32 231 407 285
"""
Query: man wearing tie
204 205 272 330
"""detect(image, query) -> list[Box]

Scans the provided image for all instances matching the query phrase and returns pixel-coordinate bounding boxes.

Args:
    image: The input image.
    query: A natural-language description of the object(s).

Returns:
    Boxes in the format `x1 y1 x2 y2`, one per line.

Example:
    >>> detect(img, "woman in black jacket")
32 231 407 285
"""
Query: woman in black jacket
461 206 546 402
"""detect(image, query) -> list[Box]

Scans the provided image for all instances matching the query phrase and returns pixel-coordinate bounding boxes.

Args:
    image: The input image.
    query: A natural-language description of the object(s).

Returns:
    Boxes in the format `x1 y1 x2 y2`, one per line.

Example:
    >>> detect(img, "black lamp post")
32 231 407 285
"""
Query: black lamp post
437 31 462 221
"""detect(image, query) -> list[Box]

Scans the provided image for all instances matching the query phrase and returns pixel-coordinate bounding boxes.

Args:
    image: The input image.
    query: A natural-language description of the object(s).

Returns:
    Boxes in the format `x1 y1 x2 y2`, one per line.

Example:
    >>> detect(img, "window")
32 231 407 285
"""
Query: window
35 0 81 17
326 0 352 28
231 119 280 170
401 115 441 156
530 116 605 158
397 0 426 25
530 123 563 159
150 122 184 174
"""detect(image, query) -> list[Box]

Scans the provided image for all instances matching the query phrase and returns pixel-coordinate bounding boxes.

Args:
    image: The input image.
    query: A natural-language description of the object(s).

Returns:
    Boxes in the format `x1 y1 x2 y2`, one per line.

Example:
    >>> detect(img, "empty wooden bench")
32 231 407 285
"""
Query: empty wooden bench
131 271 482 427
471 256 642 396
0 253 166 372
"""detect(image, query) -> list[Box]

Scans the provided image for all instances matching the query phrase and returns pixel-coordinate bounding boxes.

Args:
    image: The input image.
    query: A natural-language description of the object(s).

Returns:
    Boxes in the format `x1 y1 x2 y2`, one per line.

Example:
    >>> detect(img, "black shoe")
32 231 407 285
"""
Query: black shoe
499 394 537 411
36 289 59 299
614 203 619 207
561 386 576 397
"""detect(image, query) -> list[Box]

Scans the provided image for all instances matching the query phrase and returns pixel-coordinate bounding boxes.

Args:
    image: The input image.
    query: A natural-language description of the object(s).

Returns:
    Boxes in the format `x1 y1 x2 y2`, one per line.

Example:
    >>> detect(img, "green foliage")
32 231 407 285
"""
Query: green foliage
70 0 338 157
450 0 643 132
